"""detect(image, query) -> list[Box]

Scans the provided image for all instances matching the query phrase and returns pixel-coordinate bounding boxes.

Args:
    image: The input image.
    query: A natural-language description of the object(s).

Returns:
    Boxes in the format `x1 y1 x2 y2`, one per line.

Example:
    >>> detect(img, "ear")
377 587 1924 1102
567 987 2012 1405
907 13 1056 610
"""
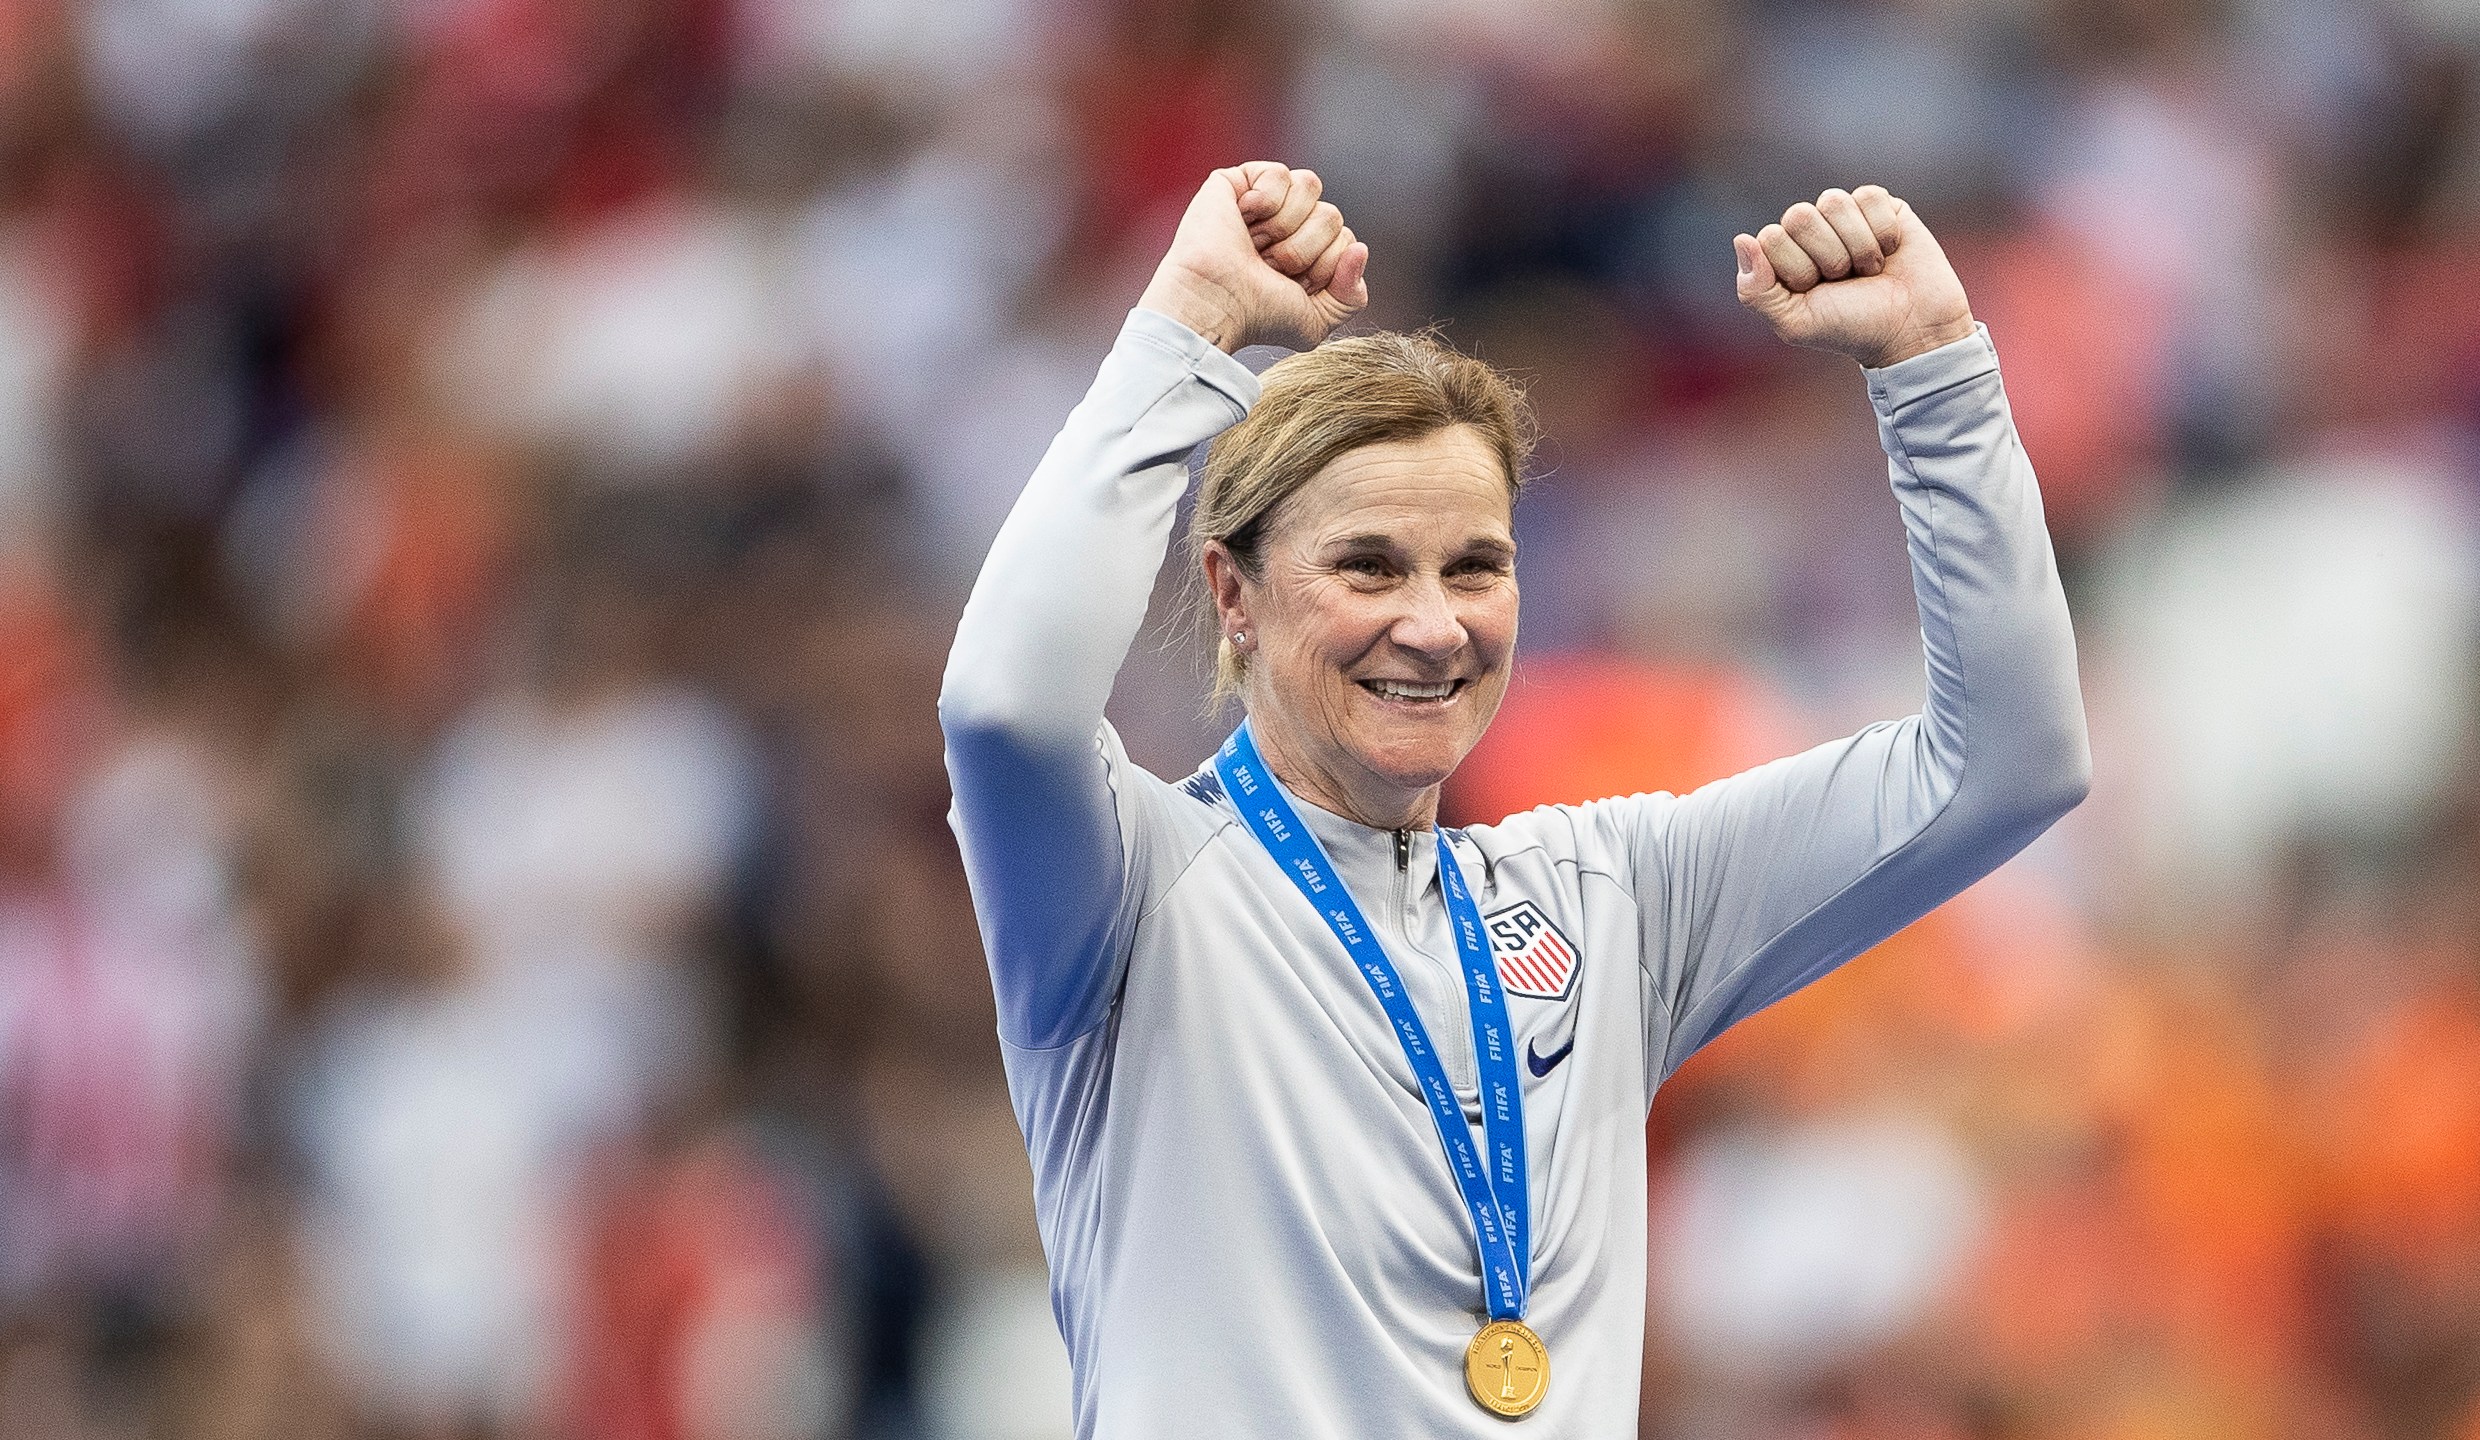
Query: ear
1202 541 1255 646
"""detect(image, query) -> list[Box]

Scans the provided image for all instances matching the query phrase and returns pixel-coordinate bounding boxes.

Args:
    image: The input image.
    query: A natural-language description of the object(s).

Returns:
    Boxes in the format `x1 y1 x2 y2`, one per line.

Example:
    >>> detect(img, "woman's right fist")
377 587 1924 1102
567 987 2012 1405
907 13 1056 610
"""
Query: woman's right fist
1138 163 1370 354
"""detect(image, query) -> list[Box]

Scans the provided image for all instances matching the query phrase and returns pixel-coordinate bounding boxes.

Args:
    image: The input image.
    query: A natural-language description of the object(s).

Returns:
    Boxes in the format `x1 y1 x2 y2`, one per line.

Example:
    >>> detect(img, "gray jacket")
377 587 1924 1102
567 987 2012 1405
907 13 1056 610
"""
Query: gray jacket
939 308 2089 1438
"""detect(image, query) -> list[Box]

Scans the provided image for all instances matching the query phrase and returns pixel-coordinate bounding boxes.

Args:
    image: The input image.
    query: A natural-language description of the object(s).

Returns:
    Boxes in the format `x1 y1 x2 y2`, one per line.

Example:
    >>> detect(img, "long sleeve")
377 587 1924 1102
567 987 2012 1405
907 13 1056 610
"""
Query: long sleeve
1631 323 2091 1077
940 308 1261 1050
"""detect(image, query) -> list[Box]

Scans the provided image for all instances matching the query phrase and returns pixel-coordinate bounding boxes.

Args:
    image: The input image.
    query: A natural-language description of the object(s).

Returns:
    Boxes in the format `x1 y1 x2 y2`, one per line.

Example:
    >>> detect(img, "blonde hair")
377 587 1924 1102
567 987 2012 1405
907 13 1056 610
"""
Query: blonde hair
1189 331 1534 705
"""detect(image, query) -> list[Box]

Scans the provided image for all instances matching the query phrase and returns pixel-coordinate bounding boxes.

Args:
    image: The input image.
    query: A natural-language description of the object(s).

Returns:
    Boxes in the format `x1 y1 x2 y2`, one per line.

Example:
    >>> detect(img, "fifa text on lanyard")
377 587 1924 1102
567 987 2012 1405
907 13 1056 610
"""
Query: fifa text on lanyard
1215 723 1549 1419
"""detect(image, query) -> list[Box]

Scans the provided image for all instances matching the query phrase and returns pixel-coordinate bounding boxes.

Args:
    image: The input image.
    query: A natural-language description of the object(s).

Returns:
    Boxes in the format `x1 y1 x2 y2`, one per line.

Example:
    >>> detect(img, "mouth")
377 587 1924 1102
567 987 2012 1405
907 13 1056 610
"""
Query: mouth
1358 678 1467 706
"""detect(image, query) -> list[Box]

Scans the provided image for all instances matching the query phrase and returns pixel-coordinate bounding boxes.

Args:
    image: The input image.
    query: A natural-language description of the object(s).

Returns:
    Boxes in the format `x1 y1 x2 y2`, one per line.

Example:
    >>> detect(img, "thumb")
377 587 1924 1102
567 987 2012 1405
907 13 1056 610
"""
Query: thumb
1190 170 1255 238
1228 161 1292 224
1332 241 1370 312
1733 233 1788 315
1889 198 1942 263
1303 244 1372 341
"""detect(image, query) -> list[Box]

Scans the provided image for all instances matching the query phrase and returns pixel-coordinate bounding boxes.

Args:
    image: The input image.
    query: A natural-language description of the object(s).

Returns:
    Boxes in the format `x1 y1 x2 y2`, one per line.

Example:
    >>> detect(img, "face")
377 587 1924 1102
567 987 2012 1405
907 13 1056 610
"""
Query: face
1207 426 1519 828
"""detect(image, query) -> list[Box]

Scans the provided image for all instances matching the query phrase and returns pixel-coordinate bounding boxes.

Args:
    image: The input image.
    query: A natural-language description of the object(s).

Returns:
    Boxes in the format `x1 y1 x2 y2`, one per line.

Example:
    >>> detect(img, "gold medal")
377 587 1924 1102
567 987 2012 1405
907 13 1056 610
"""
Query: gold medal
1464 1319 1549 1418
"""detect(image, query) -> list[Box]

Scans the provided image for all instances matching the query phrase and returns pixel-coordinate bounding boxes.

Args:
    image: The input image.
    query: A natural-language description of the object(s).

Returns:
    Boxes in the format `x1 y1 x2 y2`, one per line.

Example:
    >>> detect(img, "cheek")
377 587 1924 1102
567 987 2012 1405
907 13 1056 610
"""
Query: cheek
1469 587 1520 654
1268 591 1387 667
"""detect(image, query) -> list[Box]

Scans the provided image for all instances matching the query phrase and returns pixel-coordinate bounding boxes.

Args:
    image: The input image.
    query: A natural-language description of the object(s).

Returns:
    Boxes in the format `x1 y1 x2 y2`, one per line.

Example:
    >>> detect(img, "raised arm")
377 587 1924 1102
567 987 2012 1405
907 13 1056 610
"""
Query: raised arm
940 164 1369 1050
1636 187 2091 1074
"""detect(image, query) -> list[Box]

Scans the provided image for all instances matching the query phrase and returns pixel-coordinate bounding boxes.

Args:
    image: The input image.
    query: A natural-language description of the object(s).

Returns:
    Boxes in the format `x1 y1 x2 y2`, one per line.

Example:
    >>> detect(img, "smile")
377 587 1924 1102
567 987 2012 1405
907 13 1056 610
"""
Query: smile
1360 678 1466 704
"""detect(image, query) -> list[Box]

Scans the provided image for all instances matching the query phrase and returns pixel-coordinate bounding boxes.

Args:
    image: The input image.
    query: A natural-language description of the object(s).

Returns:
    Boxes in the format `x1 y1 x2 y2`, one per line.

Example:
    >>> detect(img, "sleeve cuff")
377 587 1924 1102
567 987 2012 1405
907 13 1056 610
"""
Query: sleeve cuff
1864 322 1999 415
1122 306 1264 414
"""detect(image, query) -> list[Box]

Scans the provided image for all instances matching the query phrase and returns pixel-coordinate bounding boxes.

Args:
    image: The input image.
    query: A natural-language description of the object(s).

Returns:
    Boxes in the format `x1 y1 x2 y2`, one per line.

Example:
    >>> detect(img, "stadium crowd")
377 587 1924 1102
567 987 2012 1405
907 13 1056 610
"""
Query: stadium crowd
0 0 2478 1436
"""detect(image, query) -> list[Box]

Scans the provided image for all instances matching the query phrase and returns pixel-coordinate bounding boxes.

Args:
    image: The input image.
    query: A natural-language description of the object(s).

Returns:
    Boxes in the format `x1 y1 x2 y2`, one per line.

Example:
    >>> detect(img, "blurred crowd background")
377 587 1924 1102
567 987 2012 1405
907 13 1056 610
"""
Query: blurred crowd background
2 0 2479 1436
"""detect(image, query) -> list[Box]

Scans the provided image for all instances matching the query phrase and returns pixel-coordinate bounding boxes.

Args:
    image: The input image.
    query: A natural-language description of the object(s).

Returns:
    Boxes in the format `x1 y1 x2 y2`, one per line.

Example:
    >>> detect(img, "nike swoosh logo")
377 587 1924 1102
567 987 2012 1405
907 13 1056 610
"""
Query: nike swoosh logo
1525 1034 1574 1078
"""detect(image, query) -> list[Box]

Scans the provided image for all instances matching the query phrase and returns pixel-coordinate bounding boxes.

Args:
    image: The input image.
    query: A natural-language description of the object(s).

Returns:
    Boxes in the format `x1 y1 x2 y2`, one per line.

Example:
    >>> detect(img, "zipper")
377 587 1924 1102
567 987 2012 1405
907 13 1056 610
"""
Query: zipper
1397 825 1477 1104
1393 827 1413 936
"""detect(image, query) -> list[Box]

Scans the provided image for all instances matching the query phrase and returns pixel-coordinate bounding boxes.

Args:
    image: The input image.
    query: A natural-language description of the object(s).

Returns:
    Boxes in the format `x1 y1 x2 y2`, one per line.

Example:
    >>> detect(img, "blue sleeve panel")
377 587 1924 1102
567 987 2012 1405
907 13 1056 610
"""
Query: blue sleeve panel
938 310 1259 1051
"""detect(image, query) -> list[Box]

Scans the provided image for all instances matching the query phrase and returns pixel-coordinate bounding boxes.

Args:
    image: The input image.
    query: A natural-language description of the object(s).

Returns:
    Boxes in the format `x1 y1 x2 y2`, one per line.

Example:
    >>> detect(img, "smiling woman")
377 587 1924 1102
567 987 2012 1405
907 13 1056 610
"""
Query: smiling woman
938 161 2089 1439
1192 329 1531 702
1193 336 1530 830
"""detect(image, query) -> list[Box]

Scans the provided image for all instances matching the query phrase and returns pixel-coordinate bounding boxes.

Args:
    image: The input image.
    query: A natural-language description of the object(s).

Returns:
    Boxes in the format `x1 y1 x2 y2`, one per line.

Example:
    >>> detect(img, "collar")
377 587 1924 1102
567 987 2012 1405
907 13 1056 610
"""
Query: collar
1195 759 1441 904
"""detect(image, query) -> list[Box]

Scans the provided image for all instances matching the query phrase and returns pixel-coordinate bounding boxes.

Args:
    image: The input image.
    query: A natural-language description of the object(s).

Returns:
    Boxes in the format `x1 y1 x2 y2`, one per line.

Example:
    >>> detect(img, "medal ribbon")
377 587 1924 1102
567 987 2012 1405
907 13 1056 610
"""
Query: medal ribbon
1215 723 1531 1321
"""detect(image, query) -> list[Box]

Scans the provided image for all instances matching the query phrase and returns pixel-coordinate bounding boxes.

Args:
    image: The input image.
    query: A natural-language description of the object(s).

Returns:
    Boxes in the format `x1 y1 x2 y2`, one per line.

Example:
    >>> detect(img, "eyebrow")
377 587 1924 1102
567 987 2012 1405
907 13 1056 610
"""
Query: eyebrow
1325 533 1516 557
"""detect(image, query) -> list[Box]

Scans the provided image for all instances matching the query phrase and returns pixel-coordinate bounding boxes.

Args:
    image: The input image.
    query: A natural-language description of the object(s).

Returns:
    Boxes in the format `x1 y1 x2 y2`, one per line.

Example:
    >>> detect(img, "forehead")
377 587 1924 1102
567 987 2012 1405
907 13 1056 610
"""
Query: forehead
1277 427 1514 548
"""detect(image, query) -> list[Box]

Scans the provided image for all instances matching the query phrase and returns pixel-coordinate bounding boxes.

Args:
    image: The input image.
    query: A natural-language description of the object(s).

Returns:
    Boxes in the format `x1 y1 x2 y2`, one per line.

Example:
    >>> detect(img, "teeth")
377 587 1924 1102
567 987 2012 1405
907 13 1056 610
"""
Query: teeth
1367 680 1455 701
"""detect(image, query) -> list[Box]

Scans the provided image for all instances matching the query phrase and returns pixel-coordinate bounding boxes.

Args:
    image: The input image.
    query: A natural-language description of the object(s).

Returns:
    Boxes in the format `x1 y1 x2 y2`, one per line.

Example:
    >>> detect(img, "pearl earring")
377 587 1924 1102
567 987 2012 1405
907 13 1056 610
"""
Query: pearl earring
1233 630 1249 649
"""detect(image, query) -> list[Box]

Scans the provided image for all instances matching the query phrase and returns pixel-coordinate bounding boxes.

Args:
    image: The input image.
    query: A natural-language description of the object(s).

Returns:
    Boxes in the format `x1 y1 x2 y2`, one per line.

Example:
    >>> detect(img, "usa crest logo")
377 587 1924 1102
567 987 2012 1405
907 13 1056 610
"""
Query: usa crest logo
1486 901 1579 1000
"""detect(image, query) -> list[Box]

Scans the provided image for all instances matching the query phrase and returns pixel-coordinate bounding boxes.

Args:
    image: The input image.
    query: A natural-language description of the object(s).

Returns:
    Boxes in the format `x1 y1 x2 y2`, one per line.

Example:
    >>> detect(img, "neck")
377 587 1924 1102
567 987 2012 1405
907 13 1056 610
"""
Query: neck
1246 719 1439 832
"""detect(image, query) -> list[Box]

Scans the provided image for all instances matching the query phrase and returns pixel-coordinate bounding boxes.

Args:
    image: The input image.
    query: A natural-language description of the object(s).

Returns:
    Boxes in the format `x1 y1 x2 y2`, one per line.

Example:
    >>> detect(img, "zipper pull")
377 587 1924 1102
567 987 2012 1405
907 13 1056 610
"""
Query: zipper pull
1395 828 1411 872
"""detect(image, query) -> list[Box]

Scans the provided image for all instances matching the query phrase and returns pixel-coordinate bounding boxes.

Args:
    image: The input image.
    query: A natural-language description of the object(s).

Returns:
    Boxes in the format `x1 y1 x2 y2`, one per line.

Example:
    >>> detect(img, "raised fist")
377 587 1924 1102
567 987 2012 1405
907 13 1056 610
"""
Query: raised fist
1138 162 1370 354
1734 186 1975 370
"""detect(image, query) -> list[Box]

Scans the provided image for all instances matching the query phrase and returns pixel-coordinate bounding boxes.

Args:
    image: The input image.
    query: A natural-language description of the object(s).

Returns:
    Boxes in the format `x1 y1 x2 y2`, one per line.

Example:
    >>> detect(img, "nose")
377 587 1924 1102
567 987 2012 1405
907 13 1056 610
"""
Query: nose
1388 575 1467 660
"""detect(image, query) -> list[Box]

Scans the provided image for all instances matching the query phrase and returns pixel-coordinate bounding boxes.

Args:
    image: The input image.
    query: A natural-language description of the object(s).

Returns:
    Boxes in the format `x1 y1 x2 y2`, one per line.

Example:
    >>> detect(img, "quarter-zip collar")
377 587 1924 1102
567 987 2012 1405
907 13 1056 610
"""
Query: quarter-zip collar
1203 757 1482 1099
1278 784 1440 913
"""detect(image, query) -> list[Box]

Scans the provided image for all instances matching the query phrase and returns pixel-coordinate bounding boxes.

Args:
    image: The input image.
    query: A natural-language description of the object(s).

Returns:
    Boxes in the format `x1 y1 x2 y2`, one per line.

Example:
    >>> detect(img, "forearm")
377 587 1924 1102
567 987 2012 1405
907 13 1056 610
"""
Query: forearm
1872 322 2091 838
940 308 1258 1049
939 308 1259 746
1648 325 2087 1068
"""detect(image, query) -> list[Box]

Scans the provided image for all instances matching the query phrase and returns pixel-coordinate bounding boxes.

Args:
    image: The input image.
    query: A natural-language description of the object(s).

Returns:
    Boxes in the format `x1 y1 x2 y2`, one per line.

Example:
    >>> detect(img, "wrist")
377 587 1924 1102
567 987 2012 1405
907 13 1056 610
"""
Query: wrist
1137 269 1247 354
1859 314 1978 370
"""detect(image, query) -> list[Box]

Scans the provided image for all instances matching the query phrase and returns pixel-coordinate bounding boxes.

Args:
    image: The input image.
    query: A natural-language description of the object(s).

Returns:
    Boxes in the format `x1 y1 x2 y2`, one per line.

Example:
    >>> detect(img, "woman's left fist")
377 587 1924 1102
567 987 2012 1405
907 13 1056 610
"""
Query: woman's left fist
1733 186 1976 369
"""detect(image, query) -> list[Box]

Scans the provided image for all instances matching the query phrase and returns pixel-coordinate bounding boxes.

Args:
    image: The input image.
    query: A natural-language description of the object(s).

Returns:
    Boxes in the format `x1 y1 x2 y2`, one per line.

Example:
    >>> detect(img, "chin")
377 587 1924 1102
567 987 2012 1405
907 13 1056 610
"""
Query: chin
1350 731 1481 797
1337 694 1503 799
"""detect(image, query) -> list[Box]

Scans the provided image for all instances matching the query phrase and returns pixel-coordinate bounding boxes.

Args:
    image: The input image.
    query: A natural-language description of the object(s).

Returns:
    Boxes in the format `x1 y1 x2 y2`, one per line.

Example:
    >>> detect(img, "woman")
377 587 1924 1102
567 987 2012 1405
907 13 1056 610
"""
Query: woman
940 162 2088 1437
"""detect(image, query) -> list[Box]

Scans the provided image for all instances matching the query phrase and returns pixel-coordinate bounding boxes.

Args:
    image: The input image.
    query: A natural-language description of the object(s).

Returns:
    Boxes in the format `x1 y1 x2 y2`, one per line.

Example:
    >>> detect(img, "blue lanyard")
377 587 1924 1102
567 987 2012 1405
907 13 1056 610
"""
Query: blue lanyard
1214 723 1530 1321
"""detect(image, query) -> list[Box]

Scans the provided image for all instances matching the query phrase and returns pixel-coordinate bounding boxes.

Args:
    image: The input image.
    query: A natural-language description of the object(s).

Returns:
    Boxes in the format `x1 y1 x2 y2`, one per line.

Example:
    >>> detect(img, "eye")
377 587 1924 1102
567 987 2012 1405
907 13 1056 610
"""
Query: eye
1449 553 1514 585
1338 553 1392 579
